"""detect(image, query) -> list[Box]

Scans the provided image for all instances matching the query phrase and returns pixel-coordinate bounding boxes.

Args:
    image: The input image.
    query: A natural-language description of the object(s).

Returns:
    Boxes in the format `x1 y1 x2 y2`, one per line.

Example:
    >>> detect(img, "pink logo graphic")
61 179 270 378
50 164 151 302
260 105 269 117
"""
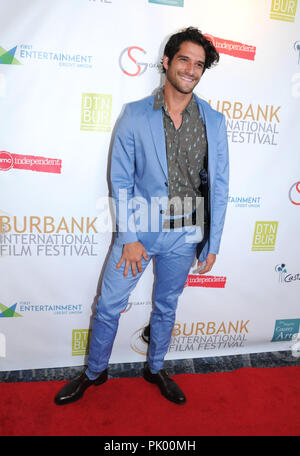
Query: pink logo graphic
119 46 148 77
0 150 62 174
204 34 256 61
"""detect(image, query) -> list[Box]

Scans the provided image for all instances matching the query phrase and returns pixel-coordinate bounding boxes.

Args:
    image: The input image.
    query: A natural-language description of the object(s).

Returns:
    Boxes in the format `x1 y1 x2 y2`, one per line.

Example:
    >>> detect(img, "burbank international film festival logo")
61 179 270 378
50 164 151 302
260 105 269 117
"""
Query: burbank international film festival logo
252 221 278 251
207 99 280 146
270 0 298 22
130 320 250 356
81 93 112 132
0 214 100 258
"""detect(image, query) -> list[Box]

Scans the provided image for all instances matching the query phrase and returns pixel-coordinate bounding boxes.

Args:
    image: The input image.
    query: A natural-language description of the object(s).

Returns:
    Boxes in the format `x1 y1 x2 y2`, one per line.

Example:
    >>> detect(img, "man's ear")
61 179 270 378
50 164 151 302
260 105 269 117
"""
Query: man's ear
162 55 169 72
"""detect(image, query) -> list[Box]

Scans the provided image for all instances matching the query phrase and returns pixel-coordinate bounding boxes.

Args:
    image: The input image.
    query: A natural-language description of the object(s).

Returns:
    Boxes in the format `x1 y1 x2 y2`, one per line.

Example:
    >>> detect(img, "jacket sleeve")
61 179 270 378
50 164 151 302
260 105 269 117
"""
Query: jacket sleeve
110 104 139 245
198 114 229 262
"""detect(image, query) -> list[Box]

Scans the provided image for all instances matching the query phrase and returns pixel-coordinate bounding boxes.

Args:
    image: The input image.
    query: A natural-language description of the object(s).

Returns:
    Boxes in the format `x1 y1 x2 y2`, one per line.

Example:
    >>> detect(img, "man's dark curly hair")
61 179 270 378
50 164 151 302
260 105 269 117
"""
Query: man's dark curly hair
162 27 219 74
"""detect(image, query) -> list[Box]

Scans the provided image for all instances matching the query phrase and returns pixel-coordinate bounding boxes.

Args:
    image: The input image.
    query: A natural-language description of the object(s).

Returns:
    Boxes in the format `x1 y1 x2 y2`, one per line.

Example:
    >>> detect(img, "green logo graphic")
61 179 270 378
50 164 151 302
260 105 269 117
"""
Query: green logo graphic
0 46 22 65
72 329 91 356
271 319 300 341
80 93 112 132
0 302 22 317
270 0 298 22
252 221 278 251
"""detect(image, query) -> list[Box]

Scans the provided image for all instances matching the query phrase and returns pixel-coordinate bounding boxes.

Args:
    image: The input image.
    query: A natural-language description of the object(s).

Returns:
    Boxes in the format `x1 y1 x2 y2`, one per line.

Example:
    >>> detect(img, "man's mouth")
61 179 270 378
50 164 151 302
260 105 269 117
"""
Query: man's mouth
180 75 195 83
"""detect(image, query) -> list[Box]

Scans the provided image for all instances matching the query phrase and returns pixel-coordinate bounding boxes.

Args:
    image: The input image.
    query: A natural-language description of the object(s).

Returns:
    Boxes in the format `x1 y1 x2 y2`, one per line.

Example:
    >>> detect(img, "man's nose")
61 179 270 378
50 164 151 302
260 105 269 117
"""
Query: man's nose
185 61 194 75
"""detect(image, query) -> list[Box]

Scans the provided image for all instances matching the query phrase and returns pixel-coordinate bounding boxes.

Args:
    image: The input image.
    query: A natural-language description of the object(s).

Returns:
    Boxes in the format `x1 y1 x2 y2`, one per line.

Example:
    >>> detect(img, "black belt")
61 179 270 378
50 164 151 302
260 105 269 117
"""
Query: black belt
168 211 197 229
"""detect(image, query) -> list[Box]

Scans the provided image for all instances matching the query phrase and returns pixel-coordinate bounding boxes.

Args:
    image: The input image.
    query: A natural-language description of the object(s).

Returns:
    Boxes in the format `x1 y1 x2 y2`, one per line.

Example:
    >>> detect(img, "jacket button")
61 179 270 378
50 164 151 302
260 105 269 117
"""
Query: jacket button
165 182 168 187
160 210 165 214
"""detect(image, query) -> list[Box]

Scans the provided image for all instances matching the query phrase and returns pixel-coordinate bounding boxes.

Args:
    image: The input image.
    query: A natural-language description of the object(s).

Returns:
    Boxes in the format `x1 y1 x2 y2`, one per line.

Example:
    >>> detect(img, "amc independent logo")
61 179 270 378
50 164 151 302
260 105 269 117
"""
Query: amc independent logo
252 221 278 251
270 0 298 22
81 93 112 132
72 329 91 356
0 151 62 174
185 275 227 288
0 46 21 65
204 34 256 61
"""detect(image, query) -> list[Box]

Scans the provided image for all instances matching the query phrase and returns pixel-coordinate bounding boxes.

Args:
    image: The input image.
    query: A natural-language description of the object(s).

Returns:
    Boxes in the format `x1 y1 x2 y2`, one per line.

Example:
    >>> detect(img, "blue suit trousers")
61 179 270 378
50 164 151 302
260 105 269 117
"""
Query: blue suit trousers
86 228 199 376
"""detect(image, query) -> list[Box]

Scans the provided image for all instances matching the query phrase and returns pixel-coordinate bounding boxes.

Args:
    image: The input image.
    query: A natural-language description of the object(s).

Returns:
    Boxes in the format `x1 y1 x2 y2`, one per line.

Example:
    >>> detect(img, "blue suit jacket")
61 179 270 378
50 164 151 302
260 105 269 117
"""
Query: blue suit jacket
110 93 229 263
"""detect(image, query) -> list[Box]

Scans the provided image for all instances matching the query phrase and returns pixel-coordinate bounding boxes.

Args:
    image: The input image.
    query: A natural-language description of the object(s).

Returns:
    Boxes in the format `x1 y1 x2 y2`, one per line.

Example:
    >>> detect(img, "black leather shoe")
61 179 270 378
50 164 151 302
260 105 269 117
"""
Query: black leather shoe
143 364 186 405
54 369 108 405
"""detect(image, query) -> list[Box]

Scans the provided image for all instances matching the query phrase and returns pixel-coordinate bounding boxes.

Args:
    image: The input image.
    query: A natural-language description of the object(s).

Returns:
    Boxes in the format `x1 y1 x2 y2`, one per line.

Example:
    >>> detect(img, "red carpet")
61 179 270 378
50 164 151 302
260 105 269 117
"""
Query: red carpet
1 366 299 436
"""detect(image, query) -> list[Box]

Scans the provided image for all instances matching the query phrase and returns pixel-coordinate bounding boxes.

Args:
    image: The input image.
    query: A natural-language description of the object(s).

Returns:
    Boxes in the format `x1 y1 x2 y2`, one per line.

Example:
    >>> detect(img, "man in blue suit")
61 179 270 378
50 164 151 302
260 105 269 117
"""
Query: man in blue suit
55 27 229 406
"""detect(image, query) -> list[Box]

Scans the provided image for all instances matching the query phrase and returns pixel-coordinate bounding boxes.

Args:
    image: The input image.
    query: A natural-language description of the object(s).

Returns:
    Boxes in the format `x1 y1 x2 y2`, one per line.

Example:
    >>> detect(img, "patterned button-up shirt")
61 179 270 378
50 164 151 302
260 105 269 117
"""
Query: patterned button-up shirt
154 87 207 221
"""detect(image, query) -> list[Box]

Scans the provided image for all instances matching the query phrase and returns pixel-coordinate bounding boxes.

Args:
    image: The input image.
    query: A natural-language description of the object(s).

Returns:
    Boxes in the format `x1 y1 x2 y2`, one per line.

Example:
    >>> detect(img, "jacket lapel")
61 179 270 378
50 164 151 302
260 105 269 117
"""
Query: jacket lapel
147 100 168 180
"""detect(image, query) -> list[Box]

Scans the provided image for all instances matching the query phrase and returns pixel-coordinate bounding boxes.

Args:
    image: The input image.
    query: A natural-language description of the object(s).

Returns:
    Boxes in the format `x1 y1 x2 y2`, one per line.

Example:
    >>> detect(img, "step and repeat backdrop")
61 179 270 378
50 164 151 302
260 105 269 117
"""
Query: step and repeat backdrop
1 0 300 371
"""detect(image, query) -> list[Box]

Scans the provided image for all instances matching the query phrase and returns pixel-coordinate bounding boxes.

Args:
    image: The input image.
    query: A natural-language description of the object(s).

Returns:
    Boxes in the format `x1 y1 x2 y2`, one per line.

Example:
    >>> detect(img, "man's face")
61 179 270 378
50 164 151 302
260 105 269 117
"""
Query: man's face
163 41 206 95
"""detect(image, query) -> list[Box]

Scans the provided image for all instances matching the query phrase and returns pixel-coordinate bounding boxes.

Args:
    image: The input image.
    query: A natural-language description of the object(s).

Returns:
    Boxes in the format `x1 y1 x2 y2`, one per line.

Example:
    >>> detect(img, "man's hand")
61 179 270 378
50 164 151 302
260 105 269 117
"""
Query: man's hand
116 241 149 278
197 253 216 274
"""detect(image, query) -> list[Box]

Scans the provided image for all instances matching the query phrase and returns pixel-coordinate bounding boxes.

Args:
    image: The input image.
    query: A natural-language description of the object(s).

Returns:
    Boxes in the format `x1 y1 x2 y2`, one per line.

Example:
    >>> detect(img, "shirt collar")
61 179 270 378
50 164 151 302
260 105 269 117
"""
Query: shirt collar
154 86 196 115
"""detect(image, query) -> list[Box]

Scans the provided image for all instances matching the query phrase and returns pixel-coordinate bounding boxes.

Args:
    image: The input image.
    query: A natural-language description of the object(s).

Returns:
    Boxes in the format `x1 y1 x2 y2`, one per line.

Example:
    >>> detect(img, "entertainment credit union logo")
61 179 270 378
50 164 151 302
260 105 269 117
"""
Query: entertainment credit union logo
271 319 300 342
228 195 261 208
289 181 300 205
0 151 62 173
148 0 184 6
270 0 298 22
252 221 278 251
4 44 93 68
204 34 256 61
72 329 91 356
80 93 112 132
0 302 22 318
0 46 21 65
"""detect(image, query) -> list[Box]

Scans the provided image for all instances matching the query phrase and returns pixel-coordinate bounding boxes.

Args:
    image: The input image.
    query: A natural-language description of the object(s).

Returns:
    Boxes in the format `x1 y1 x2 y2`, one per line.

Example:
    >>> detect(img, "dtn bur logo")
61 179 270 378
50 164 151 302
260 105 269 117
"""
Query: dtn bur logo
252 221 278 251
270 0 298 22
72 329 91 356
81 93 112 132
